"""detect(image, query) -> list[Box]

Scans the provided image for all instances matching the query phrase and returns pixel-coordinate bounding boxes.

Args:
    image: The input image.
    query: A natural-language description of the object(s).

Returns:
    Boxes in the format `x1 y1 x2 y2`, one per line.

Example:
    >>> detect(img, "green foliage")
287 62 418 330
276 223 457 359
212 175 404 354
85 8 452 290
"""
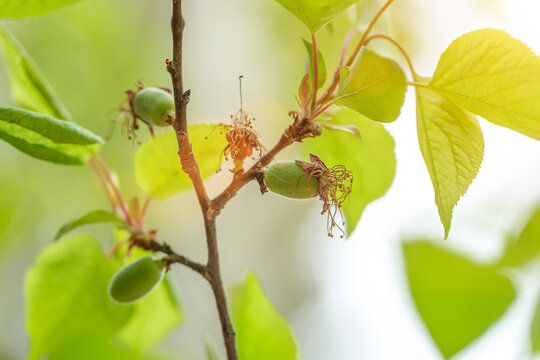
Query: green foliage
403 241 516 359
265 161 319 199
0 107 102 164
0 26 71 120
531 296 540 354
55 209 124 240
133 87 175 128
135 125 227 199
49 335 144 360
0 0 82 18
431 29 540 140
303 39 326 88
118 277 183 351
303 109 396 235
232 272 298 360
415 82 484 238
25 235 133 360
108 256 165 304
274 0 359 33
496 207 540 268
335 49 406 123
25 235 184 359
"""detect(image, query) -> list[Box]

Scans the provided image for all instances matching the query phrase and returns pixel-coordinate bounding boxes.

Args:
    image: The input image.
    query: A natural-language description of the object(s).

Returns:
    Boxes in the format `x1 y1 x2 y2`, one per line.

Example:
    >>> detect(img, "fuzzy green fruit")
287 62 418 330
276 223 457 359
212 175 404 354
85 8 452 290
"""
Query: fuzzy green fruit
265 161 319 199
108 255 165 304
132 87 175 127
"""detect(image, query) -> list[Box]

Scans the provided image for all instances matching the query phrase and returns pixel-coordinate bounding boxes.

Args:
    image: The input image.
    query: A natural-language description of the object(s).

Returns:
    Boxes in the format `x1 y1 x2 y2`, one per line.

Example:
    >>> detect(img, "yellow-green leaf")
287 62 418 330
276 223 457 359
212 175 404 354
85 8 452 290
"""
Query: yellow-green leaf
335 49 406 123
0 0 82 18
496 207 540 268
431 29 540 140
531 295 540 354
303 109 396 236
232 272 298 360
135 125 227 199
404 241 516 359
25 235 132 360
118 277 183 351
416 82 484 239
0 26 71 120
274 0 359 32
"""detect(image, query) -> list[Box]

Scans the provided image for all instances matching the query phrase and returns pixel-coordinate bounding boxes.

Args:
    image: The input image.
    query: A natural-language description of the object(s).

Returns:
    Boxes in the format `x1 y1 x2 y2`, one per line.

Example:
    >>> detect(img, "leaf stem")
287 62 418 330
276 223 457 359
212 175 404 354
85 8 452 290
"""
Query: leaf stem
316 0 395 107
92 156 133 226
310 31 319 112
407 81 430 88
364 33 416 76
347 0 395 66
88 158 117 213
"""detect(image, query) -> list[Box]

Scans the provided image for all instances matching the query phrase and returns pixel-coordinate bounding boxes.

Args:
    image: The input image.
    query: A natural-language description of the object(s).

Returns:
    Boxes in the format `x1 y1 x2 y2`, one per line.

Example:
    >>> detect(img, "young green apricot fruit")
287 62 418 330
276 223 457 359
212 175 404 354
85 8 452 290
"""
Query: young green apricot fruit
264 161 319 199
108 255 165 304
132 87 175 127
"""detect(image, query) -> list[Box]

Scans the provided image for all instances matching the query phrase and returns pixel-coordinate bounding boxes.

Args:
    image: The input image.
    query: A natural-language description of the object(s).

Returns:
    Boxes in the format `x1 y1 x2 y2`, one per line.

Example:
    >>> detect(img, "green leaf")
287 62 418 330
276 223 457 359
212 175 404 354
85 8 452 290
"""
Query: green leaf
232 272 298 360
0 0 82 19
335 48 407 123
415 82 484 239
49 335 143 360
303 109 396 236
55 210 124 240
205 337 220 360
135 125 227 199
430 29 540 140
303 39 326 88
496 207 540 268
531 295 540 354
0 26 71 120
118 276 184 351
25 235 133 360
0 107 102 165
403 241 516 359
274 0 359 32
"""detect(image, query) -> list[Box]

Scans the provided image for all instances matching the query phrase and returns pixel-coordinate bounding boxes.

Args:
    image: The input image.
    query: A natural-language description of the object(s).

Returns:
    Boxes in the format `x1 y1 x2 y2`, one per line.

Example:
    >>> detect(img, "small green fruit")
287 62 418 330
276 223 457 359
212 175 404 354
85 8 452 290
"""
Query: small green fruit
108 255 165 304
264 161 319 199
132 87 175 127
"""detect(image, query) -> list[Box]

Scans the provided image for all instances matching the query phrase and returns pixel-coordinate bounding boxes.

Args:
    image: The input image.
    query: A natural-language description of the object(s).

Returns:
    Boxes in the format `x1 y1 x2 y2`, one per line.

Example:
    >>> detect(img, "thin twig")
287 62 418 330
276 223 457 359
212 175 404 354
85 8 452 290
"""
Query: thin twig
168 1 237 359
364 33 416 76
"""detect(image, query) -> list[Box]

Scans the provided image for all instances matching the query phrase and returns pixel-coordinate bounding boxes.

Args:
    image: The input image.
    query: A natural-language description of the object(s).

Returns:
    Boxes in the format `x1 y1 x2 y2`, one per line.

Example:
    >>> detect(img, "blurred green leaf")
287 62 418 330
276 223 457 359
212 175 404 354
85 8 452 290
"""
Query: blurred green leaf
25 235 133 360
430 29 540 140
0 0 82 18
531 295 540 354
335 49 406 123
403 241 516 359
335 48 406 123
55 210 124 240
205 337 220 360
303 109 396 236
49 335 142 360
118 276 184 352
135 125 227 199
415 81 484 239
0 107 102 144
0 26 71 119
303 39 326 88
0 107 102 165
496 207 540 268
232 272 298 360
275 0 359 32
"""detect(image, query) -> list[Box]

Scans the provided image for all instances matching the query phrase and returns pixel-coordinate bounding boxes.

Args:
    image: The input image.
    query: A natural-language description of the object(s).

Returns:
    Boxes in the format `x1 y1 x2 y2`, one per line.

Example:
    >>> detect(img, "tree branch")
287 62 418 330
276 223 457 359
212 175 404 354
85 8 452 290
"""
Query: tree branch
167 1 238 359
